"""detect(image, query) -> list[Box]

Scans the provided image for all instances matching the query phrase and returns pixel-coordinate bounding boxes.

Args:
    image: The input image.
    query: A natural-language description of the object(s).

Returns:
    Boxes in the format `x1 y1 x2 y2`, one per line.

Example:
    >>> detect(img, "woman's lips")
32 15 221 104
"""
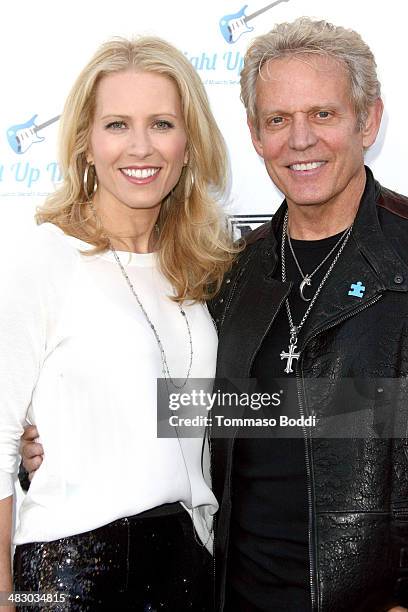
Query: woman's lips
120 167 160 184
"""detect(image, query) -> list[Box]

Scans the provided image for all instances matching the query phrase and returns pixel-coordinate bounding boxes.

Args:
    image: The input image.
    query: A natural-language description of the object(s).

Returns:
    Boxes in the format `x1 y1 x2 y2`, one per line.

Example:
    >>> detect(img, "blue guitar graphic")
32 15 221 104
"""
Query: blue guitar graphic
7 114 60 154
220 0 289 44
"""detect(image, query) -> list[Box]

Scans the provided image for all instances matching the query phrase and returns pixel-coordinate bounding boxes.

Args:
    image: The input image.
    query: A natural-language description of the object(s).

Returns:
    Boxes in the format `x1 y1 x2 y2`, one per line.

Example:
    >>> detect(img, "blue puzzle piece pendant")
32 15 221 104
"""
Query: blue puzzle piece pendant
348 281 365 298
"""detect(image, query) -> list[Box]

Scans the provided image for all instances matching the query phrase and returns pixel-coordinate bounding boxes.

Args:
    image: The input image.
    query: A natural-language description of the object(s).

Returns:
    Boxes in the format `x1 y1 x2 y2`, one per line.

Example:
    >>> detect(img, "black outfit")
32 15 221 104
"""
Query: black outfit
210 167 408 611
14 504 213 612
229 233 344 611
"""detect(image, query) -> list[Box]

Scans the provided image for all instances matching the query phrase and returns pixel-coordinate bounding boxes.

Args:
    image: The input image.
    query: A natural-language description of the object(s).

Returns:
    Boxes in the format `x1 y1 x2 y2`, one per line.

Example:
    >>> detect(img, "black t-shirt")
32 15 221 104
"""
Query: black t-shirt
228 229 345 612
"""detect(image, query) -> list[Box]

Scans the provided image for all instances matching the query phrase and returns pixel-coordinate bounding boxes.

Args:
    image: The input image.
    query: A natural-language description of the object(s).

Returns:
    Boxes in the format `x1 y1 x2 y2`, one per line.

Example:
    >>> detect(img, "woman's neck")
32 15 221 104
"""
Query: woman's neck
90 194 161 253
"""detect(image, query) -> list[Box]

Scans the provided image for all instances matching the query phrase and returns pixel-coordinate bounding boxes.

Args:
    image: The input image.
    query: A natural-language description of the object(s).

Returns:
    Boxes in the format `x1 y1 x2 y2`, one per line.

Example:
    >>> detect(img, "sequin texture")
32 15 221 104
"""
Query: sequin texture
13 506 213 611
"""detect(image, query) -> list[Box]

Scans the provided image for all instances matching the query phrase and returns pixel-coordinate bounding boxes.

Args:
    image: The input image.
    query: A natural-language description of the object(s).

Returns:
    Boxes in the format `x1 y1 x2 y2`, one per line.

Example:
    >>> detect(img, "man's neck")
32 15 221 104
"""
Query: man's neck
287 168 366 240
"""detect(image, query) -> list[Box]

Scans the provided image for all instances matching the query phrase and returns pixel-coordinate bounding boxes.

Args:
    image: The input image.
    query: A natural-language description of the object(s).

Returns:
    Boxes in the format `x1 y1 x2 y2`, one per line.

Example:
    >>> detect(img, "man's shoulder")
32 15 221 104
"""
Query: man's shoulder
243 220 272 246
234 219 273 271
209 221 273 325
377 183 408 221
374 182 408 266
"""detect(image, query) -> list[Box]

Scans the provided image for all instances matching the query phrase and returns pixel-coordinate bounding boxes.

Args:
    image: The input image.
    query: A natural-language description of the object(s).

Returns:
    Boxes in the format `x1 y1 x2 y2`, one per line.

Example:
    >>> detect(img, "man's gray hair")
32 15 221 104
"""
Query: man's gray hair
240 17 381 131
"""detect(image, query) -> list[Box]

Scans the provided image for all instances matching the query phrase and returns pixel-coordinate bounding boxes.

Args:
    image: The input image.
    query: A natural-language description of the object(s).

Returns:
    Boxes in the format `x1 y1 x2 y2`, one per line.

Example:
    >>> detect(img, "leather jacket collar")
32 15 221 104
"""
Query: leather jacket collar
260 167 408 292
255 167 408 349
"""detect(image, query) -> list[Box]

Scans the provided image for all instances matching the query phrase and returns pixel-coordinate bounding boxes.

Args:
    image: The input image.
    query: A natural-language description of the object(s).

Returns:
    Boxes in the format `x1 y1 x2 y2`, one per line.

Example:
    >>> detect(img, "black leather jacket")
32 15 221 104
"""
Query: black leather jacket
209 168 408 612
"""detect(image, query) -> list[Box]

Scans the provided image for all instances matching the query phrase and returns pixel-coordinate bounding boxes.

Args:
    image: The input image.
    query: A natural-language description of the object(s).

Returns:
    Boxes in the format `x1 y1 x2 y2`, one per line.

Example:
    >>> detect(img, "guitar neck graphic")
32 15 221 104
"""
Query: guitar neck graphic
33 115 60 133
219 0 290 44
246 0 288 22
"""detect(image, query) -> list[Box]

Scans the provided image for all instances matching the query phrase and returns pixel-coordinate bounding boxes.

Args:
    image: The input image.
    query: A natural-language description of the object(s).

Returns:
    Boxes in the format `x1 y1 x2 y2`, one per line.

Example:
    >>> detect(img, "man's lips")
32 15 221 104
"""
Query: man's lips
287 160 327 172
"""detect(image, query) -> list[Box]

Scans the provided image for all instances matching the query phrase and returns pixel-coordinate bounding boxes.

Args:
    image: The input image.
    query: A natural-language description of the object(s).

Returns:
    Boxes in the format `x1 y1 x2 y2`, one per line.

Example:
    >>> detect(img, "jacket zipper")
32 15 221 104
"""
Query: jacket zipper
217 279 290 611
295 367 317 611
209 428 217 610
393 507 408 520
213 514 217 610
218 258 382 610
298 294 382 611
219 421 240 611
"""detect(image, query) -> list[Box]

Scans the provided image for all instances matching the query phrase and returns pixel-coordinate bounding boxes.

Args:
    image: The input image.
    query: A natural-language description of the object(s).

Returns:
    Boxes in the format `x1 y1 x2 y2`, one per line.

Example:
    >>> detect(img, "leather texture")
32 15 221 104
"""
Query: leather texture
209 168 408 611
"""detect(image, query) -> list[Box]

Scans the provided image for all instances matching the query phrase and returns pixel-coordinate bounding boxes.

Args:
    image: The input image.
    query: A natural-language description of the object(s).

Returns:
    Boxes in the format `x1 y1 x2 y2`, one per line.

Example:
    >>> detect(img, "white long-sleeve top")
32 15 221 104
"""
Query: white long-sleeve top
0 222 218 546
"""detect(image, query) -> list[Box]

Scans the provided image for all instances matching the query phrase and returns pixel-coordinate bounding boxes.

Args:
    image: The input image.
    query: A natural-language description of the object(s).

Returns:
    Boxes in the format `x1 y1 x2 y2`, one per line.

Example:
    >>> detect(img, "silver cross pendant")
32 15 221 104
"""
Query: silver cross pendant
280 327 300 374
280 342 300 374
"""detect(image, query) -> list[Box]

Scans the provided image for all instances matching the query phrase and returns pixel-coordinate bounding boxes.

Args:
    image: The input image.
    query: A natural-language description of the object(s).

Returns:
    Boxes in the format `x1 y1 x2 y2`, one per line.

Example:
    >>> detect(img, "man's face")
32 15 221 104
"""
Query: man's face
249 54 382 211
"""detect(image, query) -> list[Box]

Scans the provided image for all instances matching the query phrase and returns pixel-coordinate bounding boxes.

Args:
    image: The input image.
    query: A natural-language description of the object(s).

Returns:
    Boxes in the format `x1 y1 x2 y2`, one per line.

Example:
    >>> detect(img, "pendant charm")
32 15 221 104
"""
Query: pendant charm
299 275 312 302
280 342 300 374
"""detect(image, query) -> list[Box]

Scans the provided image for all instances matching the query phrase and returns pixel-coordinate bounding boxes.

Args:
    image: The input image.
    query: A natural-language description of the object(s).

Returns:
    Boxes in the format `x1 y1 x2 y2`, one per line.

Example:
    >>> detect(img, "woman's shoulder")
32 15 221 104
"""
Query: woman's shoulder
2 222 81 286
27 222 84 260
31 222 82 254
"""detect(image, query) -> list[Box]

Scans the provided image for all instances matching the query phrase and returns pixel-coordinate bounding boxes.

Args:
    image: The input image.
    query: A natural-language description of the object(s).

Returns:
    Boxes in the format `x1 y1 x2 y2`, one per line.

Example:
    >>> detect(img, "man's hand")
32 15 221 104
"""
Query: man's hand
388 607 408 611
20 425 43 480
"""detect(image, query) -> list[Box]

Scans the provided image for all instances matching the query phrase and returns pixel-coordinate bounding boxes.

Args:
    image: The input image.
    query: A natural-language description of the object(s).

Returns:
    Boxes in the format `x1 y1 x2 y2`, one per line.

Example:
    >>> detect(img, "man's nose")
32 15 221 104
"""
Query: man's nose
287 114 318 150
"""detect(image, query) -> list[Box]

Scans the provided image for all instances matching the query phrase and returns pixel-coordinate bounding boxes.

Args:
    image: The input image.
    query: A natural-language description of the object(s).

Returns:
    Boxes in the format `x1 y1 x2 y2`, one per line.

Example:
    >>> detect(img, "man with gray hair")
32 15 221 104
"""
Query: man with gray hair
19 15 408 612
211 17 408 612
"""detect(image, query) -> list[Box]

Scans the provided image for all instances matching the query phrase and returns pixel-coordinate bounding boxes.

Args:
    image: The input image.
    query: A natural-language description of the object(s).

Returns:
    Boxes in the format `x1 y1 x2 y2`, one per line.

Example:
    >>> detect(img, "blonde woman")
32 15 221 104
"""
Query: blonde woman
0 37 235 610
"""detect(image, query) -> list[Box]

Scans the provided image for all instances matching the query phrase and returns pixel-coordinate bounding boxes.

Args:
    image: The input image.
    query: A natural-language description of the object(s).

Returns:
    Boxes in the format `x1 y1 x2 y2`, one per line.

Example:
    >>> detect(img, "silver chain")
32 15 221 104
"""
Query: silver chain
108 243 193 389
281 209 353 344
108 241 214 547
287 222 350 284
88 204 214 547
89 202 193 389
87 202 215 547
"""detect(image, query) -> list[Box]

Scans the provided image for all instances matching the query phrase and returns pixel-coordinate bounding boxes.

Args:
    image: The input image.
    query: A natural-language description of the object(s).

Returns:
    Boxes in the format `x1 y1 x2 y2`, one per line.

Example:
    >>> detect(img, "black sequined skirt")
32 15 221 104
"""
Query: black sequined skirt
13 503 213 611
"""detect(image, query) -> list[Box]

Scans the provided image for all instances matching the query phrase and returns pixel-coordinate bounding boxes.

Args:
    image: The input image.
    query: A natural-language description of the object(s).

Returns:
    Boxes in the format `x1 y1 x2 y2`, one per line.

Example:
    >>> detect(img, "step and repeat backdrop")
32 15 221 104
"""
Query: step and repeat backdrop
1 0 406 241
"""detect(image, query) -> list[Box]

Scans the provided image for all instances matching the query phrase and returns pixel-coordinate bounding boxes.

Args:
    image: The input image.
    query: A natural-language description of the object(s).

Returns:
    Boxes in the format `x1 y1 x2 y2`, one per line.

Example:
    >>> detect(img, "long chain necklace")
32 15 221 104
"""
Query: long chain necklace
287 223 350 303
88 204 214 547
108 241 193 389
108 240 215 548
280 210 353 374
88 202 193 388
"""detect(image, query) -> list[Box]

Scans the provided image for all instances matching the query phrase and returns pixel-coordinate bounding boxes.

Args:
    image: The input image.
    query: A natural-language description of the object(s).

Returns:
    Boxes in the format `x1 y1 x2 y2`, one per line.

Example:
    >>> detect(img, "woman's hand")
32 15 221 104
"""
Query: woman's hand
20 426 43 480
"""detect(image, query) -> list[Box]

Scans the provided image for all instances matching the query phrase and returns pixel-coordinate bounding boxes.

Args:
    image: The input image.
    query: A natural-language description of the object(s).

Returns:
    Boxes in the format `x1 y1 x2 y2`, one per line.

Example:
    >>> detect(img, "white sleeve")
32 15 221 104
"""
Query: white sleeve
0 234 48 500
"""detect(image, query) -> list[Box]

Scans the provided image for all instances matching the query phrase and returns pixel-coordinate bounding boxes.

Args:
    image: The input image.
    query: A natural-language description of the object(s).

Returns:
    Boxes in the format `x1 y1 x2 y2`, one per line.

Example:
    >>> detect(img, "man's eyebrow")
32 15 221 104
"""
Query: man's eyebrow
259 109 286 118
259 103 342 117
309 103 342 111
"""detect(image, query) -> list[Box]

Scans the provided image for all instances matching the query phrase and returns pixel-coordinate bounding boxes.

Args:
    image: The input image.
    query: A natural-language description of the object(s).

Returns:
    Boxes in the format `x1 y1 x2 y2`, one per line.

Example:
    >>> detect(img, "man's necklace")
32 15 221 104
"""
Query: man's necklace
280 210 353 374
287 224 351 303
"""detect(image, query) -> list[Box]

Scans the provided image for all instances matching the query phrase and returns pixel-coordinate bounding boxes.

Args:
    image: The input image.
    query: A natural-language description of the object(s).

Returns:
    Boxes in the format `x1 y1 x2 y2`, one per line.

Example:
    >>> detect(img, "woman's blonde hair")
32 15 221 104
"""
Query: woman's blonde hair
241 17 381 132
37 37 237 301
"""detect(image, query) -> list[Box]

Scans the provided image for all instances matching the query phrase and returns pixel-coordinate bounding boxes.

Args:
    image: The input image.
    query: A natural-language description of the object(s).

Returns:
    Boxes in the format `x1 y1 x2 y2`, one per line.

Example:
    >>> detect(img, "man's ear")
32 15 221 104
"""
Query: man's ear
247 117 264 159
362 97 383 149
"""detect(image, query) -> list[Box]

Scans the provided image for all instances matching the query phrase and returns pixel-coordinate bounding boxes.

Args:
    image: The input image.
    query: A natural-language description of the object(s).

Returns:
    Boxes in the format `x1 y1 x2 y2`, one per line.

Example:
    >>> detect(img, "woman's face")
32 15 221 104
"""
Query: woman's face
88 70 188 214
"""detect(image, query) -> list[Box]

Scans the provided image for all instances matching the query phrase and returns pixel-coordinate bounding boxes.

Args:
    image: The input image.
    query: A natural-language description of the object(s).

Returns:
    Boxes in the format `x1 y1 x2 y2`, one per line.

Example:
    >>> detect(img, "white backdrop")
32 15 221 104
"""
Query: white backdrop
3 0 407 537
1 0 406 244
